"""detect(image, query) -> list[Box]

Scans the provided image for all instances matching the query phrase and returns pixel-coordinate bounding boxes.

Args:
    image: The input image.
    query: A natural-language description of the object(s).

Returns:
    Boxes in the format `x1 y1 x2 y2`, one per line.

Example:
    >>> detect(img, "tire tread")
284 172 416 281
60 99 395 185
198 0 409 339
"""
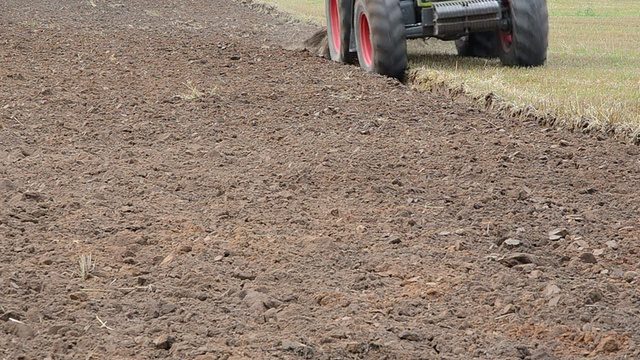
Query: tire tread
499 0 548 66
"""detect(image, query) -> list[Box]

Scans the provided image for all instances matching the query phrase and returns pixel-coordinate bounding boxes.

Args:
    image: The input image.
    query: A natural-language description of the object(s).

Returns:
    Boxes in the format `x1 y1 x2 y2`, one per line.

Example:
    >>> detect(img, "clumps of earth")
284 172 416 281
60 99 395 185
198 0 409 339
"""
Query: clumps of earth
1 0 639 359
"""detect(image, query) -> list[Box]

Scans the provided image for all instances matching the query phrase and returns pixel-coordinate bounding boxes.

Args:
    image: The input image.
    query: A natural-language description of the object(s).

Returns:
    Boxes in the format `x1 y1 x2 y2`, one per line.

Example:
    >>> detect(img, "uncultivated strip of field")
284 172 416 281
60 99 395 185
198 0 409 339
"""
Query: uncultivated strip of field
254 0 640 140
253 0 326 23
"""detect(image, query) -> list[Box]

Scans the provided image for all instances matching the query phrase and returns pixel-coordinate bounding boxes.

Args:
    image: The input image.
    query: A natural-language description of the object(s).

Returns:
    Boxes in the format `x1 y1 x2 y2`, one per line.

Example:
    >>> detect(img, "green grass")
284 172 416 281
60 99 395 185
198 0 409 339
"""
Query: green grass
256 0 640 138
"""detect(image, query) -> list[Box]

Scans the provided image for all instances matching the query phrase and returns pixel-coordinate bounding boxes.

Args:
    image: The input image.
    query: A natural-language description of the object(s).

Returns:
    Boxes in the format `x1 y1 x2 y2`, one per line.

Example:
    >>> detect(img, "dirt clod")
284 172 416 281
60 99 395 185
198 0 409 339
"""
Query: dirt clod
303 28 329 59
2 321 35 339
623 271 638 282
154 333 175 350
579 252 597 264
549 228 568 241
398 331 425 342
591 334 623 356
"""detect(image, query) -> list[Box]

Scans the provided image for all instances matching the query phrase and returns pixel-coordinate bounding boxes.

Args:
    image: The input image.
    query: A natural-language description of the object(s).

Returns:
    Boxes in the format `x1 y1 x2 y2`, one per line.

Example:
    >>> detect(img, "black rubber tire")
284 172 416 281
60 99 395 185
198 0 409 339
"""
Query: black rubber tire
455 32 499 58
497 0 549 67
325 0 355 63
353 0 407 80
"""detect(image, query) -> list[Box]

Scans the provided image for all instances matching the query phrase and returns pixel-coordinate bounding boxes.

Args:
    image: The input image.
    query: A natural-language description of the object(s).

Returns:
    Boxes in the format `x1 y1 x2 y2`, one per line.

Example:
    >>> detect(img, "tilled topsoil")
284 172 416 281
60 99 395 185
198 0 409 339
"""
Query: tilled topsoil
1 1 640 359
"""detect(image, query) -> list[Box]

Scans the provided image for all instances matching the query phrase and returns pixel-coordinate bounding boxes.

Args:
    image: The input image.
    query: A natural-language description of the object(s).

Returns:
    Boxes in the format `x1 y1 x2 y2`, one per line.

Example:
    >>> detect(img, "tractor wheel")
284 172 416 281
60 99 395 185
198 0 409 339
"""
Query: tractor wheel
497 0 549 66
455 32 499 58
325 0 355 63
353 0 407 80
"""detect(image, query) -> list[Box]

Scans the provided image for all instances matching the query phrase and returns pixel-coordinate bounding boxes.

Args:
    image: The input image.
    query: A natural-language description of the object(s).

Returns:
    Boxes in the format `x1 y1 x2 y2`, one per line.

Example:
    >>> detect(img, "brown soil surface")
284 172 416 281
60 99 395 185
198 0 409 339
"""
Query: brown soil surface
2 1 640 359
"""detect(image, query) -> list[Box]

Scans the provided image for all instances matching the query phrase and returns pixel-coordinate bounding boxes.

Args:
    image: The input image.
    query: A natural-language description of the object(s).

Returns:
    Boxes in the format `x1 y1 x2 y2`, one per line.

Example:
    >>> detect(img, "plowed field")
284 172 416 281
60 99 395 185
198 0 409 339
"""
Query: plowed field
2 1 640 359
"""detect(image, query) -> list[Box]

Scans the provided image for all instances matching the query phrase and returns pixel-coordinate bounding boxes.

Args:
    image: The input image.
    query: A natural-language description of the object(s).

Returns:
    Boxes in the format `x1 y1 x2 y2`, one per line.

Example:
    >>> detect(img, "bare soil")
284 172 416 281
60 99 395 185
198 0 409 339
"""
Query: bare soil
2 1 640 359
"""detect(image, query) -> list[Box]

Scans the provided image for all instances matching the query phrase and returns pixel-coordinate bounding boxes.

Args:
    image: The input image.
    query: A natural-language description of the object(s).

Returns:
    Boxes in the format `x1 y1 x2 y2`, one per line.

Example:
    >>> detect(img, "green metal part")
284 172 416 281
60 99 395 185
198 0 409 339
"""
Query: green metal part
416 0 433 6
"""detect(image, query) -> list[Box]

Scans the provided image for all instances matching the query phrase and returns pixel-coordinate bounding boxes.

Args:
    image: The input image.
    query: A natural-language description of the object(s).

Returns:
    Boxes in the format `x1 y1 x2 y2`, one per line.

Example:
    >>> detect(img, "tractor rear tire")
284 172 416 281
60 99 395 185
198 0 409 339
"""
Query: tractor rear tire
353 0 407 80
455 32 499 58
325 0 355 63
497 0 549 66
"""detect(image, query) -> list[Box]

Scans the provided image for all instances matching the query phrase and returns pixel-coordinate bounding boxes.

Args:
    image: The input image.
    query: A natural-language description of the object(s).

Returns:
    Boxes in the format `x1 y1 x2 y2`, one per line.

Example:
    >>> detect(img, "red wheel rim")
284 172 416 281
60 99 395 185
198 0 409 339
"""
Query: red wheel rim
500 0 513 52
329 0 341 53
500 31 513 52
359 12 372 67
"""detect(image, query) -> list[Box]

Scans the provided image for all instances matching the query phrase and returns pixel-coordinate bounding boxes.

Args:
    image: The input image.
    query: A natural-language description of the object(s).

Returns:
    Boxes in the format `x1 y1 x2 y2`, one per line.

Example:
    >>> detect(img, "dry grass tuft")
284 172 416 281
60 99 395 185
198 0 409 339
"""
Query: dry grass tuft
79 253 95 280
179 81 205 100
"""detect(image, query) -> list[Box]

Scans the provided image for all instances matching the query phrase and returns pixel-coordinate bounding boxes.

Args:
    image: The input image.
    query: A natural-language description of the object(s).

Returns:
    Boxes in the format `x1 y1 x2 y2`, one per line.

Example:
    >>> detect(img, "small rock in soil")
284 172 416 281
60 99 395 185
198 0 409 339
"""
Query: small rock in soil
613 269 624 278
568 239 589 251
154 333 175 350
514 263 536 273
0 310 23 321
282 339 314 357
151 255 164 265
579 252 597 264
606 240 619 250
591 334 622 355
22 191 45 202
0 179 16 192
69 292 88 301
240 289 281 312
2 321 35 339
578 187 597 194
282 339 305 350
232 271 256 280
548 228 568 240
580 312 593 323
544 284 561 297
585 288 604 304
498 304 516 316
623 271 638 282
48 325 69 335
530 347 557 360
398 330 424 342
515 345 531 357
502 238 521 247
160 303 177 315
499 253 538 267
344 342 365 353
529 269 543 279
388 235 401 244
159 253 175 267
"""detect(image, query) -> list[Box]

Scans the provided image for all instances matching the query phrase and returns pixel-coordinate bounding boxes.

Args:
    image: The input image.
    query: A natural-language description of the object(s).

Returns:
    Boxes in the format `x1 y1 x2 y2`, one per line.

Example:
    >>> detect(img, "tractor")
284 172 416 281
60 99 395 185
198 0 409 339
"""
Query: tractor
325 0 549 79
